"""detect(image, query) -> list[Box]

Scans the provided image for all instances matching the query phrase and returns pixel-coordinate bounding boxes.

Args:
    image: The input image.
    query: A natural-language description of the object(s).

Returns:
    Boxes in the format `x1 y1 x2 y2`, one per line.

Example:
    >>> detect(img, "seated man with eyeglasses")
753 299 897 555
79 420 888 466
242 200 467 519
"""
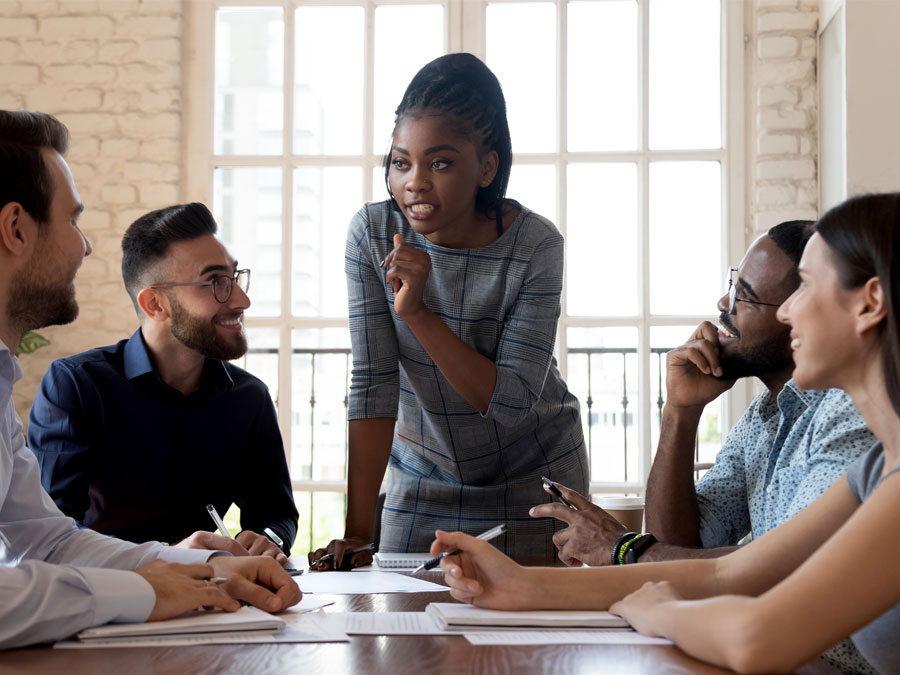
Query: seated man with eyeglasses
27 203 298 564
536 219 873 563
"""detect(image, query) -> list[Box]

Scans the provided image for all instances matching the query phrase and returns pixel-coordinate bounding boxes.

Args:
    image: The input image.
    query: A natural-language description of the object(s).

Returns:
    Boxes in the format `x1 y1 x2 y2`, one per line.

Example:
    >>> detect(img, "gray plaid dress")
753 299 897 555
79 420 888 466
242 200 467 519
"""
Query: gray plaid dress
346 200 588 563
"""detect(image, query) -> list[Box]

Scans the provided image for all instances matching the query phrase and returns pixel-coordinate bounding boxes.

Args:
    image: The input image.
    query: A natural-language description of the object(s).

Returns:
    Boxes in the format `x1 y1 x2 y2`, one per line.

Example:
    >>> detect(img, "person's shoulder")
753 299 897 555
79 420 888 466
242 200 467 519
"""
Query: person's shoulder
351 200 399 232
46 339 127 377
221 361 273 398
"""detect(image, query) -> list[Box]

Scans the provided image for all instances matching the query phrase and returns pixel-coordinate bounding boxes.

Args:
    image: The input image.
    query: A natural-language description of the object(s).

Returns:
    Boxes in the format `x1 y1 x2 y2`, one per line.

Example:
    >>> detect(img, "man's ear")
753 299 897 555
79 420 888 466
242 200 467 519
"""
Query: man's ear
136 287 170 323
856 276 886 335
0 202 36 257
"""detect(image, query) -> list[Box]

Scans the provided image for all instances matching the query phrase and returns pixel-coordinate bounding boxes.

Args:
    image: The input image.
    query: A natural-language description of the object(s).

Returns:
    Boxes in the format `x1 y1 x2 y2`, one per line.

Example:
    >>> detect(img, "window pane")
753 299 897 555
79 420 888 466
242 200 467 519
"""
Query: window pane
373 5 444 153
567 327 640 484
295 6 364 155
568 1 638 151
214 166 283 317
649 161 721 315
215 8 284 155
373 165 391 204
567 163 638 316
292 167 361 317
649 0 720 149
486 2 556 153
293 491 346 555
650 326 723 475
238 327 280 403
507 163 556 224
291 329 352 483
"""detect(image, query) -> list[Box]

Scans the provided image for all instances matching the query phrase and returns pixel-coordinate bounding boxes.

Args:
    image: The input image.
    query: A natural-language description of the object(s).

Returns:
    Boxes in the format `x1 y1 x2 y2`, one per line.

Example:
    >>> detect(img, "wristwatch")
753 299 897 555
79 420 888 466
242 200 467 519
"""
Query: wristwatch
624 533 657 563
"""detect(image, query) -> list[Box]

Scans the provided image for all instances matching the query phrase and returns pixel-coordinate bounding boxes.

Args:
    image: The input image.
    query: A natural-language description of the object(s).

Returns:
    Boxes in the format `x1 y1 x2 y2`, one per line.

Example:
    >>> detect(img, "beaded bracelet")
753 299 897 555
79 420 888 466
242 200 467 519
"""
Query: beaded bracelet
617 533 643 565
610 531 639 566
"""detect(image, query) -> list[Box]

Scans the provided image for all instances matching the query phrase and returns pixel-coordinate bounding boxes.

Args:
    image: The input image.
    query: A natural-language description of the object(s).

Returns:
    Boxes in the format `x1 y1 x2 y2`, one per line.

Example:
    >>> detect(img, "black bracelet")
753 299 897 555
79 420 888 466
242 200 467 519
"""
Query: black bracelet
625 534 658 564
611 531 639 566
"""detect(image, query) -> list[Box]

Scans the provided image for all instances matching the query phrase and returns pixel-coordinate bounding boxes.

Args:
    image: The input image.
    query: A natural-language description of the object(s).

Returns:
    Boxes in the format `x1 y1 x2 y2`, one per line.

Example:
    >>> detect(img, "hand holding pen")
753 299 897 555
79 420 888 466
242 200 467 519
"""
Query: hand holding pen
203 504 294 570
308 538 375 571
414 524 507 574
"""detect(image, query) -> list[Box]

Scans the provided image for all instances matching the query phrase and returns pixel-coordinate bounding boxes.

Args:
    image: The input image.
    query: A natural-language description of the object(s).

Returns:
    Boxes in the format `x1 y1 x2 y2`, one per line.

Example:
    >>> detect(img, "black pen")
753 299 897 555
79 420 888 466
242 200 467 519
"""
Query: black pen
412 524 507 574
541 476 577 510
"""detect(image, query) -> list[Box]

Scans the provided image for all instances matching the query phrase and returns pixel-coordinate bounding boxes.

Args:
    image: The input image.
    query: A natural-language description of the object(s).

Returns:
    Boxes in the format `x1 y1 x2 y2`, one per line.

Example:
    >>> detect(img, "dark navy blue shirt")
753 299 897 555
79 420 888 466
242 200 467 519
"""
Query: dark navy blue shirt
26 330 298 551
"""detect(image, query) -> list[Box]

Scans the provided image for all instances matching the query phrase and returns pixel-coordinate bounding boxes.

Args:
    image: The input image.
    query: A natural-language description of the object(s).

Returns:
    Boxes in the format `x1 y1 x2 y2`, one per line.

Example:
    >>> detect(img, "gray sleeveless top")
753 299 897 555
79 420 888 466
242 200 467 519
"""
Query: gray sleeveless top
845 442 900 673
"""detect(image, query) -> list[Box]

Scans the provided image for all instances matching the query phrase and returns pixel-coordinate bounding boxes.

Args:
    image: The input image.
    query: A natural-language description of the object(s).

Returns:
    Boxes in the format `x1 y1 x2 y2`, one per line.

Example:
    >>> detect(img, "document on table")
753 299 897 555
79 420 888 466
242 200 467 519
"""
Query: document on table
319 612 450 635
426 603 629 630
464 631 673 646
54 597 343 648
297 570 446 594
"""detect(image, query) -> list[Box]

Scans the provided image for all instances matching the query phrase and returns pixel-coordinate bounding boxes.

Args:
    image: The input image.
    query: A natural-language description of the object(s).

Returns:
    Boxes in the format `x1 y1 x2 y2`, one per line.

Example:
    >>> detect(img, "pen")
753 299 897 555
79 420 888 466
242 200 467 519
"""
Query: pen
207 576 229 585
412 523 507 574
312 542 374 569
206 503 232 539
263 527 284 548
541 476 577 510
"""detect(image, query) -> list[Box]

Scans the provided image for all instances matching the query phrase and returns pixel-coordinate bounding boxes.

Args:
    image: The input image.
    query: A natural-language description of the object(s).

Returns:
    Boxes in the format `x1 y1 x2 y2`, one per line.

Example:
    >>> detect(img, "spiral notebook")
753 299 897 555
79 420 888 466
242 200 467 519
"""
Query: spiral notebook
373 552 433 569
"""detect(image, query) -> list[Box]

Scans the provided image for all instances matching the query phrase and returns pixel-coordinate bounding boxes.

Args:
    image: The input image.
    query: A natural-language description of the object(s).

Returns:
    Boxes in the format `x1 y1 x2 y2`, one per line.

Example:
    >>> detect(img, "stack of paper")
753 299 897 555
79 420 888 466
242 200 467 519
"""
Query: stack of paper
425 603 630 631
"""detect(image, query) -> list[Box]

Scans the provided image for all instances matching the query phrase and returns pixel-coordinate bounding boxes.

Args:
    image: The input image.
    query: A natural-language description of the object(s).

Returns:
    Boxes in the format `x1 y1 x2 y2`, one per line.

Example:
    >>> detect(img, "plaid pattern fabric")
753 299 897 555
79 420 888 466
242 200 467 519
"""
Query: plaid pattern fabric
346 201 588 562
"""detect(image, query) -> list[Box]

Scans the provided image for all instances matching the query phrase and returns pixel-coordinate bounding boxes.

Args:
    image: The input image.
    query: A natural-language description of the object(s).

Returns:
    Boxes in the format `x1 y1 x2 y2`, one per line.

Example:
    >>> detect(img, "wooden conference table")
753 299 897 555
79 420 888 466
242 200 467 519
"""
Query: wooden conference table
0 571 734 675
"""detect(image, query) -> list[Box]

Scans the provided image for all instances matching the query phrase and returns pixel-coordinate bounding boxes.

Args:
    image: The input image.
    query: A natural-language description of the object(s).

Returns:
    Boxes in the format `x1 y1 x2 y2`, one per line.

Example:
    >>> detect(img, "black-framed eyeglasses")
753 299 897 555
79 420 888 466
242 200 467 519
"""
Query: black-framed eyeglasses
151 269 251 304
727 267 782 314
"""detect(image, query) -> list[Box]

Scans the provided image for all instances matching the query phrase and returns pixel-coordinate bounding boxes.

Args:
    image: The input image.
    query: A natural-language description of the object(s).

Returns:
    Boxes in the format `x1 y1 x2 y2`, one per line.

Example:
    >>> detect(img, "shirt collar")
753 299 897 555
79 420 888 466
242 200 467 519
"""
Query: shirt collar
122 328 235 394
0 337 24 404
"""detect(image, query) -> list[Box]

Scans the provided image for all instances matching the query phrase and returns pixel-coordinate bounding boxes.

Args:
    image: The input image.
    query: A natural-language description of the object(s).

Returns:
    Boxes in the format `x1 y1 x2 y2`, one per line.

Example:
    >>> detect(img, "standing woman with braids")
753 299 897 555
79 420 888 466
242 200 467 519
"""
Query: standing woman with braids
309 53 588 569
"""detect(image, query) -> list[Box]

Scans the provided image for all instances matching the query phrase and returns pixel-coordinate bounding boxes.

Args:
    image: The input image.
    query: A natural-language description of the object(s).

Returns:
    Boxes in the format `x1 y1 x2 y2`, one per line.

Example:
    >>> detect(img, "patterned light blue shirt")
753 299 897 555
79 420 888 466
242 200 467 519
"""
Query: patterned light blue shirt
697 380 874 547
345 200 588 561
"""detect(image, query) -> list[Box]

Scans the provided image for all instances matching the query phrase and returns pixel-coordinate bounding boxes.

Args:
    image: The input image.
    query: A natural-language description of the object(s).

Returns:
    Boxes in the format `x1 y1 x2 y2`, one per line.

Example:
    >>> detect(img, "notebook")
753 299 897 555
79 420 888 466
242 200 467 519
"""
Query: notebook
425 603 630 631
373 552 433 569
76 605 285 641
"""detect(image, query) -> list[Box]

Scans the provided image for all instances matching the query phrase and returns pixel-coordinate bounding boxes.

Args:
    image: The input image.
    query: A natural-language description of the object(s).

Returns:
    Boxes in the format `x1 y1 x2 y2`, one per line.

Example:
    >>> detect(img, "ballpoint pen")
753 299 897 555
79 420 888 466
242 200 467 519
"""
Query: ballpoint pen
206 503 232 538
541 476 578 510
412 523 507 574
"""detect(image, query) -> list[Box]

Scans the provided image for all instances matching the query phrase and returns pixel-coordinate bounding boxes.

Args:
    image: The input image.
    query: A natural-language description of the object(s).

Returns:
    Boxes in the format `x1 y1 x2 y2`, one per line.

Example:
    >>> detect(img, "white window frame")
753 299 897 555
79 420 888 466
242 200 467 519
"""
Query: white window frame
181 0 748 498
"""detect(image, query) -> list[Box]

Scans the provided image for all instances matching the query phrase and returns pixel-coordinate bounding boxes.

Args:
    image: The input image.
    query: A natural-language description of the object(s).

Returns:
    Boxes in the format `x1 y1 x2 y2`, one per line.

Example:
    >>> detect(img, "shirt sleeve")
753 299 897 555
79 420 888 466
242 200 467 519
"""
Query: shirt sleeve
695 405 755 547
236 387 299 552
346 205 401 421
26 358 93 524
482 228 564 427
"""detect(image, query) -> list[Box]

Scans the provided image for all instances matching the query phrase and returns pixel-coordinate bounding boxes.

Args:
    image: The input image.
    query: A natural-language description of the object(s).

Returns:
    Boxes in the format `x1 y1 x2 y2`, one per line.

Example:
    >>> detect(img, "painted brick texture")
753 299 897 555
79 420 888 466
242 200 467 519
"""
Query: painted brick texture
750 0 820 236
2 0 182 417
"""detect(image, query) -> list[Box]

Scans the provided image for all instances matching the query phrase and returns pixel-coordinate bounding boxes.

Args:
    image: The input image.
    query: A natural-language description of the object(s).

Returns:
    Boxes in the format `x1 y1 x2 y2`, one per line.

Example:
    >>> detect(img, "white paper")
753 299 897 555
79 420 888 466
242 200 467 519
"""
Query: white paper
55 611 349 649
76 605 283 639
426 602 629 629
296 570 446 594
464 631 673 646
319 612 450 635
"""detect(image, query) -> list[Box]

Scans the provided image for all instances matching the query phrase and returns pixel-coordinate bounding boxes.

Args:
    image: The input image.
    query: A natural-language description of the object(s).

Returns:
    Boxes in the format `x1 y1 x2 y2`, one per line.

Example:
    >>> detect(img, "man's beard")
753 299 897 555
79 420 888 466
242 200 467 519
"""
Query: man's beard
717 313 794 380
7 265 79 335
169 295 248 362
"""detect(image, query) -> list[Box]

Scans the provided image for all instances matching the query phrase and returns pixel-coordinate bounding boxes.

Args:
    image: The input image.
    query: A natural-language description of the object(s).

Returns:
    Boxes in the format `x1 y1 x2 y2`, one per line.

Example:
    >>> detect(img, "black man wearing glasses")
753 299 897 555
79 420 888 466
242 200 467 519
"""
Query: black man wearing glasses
27 203 298 564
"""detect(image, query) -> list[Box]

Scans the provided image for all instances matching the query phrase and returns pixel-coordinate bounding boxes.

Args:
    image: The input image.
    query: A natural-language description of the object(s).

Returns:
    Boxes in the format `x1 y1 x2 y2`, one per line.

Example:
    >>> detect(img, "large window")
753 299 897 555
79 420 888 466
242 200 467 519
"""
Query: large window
184 0 746 553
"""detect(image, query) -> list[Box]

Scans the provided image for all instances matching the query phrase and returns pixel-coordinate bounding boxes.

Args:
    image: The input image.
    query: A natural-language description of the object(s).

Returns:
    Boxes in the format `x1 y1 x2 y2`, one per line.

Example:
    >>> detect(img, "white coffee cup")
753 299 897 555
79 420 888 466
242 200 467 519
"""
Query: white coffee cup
597 495 645 532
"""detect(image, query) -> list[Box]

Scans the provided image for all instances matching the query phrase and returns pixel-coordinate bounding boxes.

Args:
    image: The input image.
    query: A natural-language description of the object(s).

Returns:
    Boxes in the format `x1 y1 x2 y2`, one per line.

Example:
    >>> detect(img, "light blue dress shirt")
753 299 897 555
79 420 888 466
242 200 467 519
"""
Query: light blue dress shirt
0 340 214 648
696 380 874 547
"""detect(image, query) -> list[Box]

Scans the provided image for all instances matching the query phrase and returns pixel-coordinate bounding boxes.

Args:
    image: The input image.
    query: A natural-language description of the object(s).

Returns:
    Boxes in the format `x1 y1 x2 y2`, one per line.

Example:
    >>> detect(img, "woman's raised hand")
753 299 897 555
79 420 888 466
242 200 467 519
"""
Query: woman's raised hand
383 234 433 320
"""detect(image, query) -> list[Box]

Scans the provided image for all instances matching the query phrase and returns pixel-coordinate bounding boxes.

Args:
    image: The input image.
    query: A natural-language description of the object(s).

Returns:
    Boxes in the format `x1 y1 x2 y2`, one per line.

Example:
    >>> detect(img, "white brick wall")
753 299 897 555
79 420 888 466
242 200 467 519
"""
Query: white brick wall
1 0 183 418
750 0 820 235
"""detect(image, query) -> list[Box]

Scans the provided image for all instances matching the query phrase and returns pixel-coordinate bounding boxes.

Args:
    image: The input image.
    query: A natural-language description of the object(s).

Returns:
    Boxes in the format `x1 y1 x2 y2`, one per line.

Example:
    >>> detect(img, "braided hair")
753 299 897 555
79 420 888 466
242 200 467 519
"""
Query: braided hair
383 53 513 221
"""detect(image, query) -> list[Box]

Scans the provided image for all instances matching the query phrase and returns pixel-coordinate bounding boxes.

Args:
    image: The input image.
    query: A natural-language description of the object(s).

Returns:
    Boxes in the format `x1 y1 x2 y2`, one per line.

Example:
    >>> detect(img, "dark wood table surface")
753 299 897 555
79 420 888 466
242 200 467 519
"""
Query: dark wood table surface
0 571 736 674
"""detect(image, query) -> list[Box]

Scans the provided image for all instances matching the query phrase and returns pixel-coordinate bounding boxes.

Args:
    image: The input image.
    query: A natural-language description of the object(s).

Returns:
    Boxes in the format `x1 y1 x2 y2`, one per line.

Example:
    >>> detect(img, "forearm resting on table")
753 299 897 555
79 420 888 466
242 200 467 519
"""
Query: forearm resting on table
639 542 739 563
524 558 727 610
403 308 497 414
345 418 395 539
645 405 706 545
